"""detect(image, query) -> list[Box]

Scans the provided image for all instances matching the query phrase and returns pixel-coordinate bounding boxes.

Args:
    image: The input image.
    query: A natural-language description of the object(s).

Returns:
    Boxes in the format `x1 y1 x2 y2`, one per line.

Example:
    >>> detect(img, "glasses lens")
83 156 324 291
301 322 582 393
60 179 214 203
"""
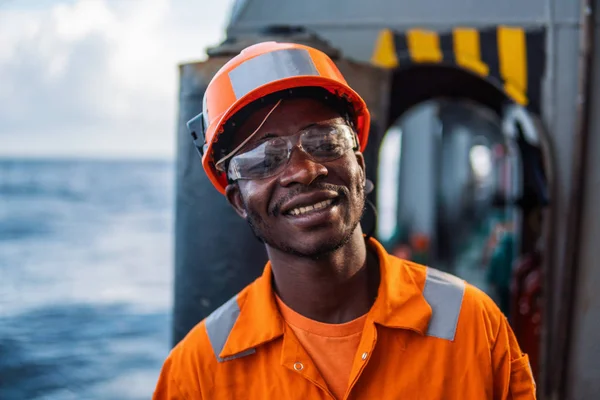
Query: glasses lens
301 125 354 161
226 125 355 181
228 138 289 180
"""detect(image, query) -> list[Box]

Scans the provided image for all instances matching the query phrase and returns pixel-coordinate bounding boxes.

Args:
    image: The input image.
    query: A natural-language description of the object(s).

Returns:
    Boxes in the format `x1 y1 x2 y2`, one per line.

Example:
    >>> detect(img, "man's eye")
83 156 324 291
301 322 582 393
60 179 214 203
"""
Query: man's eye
263 153 286 167
317 142 337 151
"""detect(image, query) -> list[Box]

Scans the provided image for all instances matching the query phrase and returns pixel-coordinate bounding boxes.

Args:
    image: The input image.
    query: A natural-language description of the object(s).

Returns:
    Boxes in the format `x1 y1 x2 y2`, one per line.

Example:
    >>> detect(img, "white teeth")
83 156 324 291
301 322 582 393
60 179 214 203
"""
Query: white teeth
289 199 334 216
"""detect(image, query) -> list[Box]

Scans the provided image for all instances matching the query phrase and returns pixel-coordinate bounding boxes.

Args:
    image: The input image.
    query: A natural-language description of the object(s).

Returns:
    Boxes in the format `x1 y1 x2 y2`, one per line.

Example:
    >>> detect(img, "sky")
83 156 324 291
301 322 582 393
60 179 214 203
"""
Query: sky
0 0 237 159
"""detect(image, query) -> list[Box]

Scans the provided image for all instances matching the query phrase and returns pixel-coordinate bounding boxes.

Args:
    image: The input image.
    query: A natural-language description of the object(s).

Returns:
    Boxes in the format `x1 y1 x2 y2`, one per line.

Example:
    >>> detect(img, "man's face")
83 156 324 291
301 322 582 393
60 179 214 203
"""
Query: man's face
225 98 367 259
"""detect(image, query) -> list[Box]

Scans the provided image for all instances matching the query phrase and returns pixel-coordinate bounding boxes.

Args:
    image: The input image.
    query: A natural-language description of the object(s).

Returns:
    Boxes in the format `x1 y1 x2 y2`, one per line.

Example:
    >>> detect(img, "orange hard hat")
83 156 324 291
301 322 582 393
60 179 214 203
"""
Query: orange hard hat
186 41 371 195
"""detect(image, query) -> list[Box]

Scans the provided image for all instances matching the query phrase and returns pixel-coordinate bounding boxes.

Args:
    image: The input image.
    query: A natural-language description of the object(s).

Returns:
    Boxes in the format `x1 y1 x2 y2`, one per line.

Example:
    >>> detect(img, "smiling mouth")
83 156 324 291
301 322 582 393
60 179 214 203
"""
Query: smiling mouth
286 198 338 216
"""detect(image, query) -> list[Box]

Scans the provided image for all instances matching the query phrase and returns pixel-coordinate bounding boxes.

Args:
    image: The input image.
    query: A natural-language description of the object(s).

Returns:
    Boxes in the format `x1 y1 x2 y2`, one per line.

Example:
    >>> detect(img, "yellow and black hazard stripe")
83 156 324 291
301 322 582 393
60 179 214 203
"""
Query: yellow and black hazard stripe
371 26 546 113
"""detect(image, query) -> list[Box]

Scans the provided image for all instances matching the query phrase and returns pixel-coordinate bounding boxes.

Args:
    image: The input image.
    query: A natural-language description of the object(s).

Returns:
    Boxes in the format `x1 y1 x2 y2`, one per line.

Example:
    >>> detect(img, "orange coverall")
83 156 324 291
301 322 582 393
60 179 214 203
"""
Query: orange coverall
154 238 536 399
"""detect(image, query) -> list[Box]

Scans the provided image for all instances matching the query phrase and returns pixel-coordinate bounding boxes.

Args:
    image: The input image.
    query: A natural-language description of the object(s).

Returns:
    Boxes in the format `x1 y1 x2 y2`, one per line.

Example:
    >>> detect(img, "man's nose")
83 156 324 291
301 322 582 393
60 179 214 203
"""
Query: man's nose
278 147 328 187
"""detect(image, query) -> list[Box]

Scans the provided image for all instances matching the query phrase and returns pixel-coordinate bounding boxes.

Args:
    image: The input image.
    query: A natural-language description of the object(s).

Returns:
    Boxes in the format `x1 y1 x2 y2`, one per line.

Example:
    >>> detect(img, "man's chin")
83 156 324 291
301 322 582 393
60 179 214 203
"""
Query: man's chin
267 228 357 260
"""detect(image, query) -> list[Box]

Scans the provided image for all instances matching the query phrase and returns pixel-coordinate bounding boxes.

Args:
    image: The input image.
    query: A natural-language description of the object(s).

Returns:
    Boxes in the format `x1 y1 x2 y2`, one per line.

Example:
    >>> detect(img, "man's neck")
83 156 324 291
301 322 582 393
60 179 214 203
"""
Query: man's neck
266 229 380 324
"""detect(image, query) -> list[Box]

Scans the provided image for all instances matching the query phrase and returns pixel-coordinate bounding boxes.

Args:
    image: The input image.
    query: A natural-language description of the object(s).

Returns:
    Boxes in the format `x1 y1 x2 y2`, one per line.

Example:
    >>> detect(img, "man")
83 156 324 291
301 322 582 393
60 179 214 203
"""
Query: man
154 42 536 399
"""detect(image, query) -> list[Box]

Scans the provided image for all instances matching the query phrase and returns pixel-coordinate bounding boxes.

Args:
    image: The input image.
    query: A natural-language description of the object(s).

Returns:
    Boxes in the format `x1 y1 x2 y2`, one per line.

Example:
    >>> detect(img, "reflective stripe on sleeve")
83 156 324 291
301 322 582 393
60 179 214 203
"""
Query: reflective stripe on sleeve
228 48 319 99
205 295 256 362
423 267 465 341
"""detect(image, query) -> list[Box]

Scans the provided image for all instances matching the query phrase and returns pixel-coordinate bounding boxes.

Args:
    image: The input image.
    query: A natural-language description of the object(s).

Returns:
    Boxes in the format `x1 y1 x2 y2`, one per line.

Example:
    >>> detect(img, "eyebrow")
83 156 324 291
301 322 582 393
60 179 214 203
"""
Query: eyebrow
256 132 279 141
300 118 344 130
255 118 344 141
256 125 315 141
300 122 320 130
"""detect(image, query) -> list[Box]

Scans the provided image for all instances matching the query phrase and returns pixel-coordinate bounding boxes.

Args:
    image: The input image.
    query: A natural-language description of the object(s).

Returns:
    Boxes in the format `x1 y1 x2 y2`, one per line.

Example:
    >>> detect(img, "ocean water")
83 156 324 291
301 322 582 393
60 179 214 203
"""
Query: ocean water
0 159 174 400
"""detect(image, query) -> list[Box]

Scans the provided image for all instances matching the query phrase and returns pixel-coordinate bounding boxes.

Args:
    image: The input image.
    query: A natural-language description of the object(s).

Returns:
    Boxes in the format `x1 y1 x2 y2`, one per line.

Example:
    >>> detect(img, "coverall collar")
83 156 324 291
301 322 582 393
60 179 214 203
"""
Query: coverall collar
220 238 432 359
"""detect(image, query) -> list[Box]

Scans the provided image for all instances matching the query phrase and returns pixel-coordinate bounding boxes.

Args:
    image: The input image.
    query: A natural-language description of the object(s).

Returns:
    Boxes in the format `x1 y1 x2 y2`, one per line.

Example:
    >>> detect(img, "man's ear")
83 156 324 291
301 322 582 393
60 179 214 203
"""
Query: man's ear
354 151 367 185
225 183 248 219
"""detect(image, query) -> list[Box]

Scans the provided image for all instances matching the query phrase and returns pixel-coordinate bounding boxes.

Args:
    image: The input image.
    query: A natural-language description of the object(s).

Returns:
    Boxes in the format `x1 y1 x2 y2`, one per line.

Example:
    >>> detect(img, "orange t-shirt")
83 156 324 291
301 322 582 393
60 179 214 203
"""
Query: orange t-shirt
275 296 367 400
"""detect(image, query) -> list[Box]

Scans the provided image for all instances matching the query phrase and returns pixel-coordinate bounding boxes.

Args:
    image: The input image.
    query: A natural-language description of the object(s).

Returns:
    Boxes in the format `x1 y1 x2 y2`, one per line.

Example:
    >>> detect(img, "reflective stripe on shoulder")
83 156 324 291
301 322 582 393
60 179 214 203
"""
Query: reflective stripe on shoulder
423 267 466 341
228 48 319 99
205 295 256 362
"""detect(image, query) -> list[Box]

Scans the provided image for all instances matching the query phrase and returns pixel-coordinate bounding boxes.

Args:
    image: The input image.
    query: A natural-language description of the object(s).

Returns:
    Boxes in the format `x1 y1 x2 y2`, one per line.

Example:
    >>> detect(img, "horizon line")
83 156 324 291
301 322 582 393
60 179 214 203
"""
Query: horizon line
0 154 176 162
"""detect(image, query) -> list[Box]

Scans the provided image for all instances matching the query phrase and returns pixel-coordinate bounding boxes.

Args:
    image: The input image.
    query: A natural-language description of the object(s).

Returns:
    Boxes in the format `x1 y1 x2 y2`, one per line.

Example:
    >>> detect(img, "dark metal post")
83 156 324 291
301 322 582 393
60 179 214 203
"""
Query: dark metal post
172 61 267 346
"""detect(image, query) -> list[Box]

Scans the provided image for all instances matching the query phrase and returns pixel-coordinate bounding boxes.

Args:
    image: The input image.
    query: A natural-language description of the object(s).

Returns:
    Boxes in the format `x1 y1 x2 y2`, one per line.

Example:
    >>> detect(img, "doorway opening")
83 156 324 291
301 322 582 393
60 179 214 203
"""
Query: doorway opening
373 65 551 380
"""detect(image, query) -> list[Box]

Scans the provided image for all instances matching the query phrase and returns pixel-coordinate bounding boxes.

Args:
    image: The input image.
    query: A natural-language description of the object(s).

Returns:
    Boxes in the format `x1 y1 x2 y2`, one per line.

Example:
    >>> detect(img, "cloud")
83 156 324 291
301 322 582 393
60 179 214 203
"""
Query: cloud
0 0 235 158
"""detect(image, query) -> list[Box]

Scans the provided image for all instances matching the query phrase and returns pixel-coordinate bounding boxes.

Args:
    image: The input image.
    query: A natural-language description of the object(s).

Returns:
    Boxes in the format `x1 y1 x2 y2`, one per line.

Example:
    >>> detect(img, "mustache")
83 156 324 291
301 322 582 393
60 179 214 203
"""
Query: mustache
271 182 349 217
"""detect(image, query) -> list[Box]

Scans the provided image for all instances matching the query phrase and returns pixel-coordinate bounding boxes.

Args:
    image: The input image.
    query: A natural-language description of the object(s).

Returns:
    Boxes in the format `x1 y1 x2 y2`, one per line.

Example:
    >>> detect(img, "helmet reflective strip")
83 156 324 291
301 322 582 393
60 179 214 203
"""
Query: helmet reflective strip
423 267 465 341
205 295 256 362
202 91 210 126
228 48 319 99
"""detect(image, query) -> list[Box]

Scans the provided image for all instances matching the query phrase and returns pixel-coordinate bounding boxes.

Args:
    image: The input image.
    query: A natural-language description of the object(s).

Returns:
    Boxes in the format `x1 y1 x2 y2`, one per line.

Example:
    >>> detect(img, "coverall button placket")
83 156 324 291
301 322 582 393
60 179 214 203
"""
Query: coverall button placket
344 322 378 399
281 326 334 398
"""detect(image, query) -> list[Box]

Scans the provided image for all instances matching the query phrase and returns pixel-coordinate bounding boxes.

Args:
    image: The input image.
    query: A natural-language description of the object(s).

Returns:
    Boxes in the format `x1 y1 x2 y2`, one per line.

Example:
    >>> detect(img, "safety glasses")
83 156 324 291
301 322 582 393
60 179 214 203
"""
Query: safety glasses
217 124 358 181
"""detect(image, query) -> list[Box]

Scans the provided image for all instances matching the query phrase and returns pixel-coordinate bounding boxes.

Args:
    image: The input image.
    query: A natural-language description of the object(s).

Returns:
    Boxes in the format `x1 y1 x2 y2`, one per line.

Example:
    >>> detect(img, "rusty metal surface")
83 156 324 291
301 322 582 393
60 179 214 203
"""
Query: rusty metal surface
555 0 597 398
562 3 600 398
